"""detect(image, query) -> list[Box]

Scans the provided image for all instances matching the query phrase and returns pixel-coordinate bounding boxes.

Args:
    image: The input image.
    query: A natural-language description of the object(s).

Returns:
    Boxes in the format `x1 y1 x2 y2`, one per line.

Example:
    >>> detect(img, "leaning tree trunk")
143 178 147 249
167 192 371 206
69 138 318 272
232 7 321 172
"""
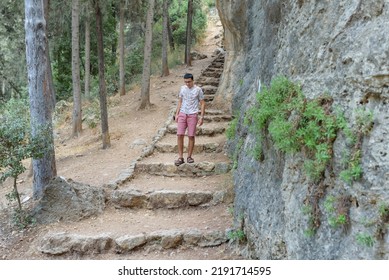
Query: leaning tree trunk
72 0 82 137
184 0 193 66
119 0 125 96
94 0 110 149
161 0 170 77
138 0 155 110
24 0 57 199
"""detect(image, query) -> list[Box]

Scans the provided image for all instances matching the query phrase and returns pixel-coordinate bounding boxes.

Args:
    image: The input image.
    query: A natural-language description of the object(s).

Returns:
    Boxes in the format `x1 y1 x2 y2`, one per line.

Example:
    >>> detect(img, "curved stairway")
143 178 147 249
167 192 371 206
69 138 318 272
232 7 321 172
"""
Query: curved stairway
35 55 238 260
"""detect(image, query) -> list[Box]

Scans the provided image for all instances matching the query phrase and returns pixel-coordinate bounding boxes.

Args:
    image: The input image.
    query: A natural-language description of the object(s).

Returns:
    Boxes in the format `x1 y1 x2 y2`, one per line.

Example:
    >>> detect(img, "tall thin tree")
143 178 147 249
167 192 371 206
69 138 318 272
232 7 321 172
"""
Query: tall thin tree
118 0 126 96
84 3 91 98
94 0 111 148
43 0 56 110
161 0 170 77
184 0 193 66
72 0 82 137
24 0 57 199
138 0 155 110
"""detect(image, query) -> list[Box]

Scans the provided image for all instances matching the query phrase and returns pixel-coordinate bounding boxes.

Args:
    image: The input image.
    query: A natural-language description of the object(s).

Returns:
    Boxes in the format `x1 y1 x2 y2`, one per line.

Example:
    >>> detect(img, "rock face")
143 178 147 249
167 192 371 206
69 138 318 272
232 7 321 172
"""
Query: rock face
216 0 389 259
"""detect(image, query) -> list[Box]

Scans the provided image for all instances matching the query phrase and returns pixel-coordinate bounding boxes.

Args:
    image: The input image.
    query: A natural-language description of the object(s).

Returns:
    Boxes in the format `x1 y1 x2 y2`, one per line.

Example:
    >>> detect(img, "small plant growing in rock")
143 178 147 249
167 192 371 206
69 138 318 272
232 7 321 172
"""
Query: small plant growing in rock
356 232 374 247
227 229 246 243
226 116 238 140
244 76 341 183
340 108 374 184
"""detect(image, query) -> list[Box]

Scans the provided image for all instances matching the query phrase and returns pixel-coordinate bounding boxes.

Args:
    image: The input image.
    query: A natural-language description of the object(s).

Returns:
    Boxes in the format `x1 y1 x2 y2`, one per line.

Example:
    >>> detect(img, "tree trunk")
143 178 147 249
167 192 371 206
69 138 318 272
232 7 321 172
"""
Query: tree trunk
84 14 91 98
161 0 170 77
24 0 57 199
94 0 111 149
185 0 193 66
118 0 125 96
138 0 155 110
43 0 56 110
72 0 82 137
167 16 175 50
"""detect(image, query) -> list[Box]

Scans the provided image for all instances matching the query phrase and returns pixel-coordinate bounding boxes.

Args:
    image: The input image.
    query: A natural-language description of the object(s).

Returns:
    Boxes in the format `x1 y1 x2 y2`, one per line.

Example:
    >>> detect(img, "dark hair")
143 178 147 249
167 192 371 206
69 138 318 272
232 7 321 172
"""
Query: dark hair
183 73 194 80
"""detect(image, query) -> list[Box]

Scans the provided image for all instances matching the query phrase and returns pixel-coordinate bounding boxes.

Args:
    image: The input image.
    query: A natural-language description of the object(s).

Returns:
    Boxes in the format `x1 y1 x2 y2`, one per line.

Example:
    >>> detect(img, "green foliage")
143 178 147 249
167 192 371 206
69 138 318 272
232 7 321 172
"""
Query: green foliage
302 204 316 237
226 117 238 140
5 190 36 229
339 150 362 184
339 108 373 184
356 233 375 247
245 76 342 182
232 139 244 170
0 98 47 213
169 0 208 45
227 229 246 242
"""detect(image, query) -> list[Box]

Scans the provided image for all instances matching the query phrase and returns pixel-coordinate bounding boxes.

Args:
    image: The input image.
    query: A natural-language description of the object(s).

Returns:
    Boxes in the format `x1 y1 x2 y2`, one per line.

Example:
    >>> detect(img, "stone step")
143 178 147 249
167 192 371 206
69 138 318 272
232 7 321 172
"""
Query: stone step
196 77 220 87
167 122 227 136
39 229 231 256
119 172 232 193
109 189 228 209
200 109 227 115
200 71 222 78
155 134 226 153
37 204 234 256
135 152 231 177
155 141 223 154
204 94 215 102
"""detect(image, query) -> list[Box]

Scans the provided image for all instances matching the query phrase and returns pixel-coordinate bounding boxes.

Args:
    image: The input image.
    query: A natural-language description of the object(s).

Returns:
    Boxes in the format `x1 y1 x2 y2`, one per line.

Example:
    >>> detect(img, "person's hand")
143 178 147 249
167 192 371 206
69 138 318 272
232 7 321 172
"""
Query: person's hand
175 113 179 122
198 116 204 126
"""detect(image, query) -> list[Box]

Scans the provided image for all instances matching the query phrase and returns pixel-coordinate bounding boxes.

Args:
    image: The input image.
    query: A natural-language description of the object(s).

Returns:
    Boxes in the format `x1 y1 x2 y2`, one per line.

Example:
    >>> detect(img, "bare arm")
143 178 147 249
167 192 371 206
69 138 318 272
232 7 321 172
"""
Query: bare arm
198 99 205 126
175 97 182 122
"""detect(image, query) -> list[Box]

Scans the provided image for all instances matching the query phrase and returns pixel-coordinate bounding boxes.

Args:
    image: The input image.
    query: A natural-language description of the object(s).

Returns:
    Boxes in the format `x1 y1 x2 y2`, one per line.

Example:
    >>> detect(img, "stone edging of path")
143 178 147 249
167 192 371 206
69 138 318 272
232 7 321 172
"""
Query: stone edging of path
39 228 231 255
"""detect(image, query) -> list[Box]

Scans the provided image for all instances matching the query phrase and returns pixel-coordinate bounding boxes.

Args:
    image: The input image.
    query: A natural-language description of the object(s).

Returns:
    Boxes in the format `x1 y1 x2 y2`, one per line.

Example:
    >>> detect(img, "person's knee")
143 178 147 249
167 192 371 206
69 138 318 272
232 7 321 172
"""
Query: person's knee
188 136 195 141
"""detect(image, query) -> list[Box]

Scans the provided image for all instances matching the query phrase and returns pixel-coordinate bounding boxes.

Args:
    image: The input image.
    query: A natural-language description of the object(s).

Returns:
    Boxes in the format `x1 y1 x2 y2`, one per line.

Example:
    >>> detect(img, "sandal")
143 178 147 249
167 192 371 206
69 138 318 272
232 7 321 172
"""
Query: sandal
187 157 194 164
174 157 185 166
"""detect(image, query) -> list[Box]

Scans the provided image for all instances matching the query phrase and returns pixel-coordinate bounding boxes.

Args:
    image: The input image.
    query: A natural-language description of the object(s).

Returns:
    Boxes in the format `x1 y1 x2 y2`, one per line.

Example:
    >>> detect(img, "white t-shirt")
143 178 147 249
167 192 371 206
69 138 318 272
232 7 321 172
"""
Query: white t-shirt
179 85 204 114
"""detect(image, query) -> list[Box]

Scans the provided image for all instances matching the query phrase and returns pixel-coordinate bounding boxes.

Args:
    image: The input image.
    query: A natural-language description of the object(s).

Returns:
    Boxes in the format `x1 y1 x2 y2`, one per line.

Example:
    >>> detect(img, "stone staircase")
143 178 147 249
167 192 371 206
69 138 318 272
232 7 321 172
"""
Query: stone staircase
196 52 225 104
34 68 240 259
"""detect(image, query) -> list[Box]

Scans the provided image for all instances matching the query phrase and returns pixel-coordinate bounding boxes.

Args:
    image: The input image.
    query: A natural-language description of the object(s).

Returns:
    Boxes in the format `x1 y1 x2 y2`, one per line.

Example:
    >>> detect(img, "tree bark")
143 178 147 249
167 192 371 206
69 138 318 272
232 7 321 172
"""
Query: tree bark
138 0 155 110
24 0 57 199
72 0 82 137
84 13 91 98
94 0 111 149
161 0 170 77
185 0 193 66
118 0 126 96
43 0 56 110
167 16 175 50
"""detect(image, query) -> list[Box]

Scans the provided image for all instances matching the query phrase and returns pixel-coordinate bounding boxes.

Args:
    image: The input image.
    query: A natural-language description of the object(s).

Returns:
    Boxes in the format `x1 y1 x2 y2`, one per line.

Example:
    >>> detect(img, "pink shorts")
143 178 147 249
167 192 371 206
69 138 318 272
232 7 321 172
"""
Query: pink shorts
177 112 198 137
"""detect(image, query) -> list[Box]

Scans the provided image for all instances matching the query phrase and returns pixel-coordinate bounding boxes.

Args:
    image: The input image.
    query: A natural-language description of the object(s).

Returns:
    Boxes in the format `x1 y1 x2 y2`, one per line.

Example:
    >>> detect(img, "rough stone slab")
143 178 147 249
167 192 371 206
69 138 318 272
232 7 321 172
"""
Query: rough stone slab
108 190 220 209
167 125 226 136
39 229 230 255
198 230 228 247
115 234 146 252
187 192 213 206
39 232 114 255
147 191 188 209
155 142 222 154
111 190 147 208
135 161 230 177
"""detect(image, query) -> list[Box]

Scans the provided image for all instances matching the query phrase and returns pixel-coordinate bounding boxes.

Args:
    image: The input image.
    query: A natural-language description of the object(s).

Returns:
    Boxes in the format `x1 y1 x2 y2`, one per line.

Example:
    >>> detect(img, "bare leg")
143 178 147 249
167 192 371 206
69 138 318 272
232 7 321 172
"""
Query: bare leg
188 136 195 158
177 135 184 159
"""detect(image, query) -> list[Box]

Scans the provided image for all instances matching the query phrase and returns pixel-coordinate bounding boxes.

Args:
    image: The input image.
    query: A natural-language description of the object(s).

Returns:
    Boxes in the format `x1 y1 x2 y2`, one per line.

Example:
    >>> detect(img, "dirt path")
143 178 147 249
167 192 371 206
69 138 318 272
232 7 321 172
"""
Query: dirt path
0 12 242 260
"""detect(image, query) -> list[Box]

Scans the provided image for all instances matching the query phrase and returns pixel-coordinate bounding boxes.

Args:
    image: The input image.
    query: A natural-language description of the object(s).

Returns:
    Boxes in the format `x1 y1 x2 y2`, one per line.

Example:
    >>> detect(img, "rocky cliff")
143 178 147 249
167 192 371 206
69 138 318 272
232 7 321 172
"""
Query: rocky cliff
215 0 389 259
